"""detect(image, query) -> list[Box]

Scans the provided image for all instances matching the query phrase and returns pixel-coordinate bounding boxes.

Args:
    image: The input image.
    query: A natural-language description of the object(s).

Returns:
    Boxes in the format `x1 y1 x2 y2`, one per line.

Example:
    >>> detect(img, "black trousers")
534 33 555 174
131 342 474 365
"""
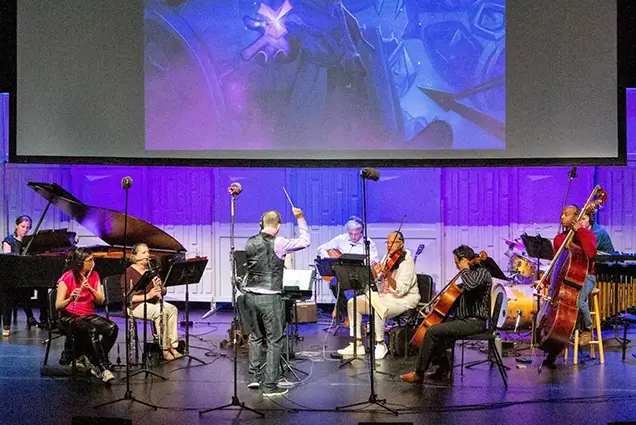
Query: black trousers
60 313 119 372
415 317 487 374
244 293 285 392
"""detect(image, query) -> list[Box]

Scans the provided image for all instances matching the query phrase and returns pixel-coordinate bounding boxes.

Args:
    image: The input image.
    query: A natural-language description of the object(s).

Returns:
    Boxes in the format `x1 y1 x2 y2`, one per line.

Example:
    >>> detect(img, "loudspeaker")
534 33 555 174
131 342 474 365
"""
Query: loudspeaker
72 417 132 425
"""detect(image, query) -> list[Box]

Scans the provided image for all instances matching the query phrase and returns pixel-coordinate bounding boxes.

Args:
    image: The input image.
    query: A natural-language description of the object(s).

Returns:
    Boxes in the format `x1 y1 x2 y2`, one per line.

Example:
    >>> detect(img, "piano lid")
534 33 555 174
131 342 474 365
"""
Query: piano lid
28 182 186 252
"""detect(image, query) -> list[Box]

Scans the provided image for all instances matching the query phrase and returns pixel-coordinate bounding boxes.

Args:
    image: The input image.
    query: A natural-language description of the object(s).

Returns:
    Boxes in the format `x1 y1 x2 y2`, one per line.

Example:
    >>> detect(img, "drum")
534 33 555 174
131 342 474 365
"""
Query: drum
509 253 537 278
492 284 535 330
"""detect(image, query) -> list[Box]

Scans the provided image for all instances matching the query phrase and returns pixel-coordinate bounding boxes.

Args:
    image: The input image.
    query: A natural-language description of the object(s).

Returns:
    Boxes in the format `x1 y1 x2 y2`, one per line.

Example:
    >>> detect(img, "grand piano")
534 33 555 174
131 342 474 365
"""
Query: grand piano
0 182 186 306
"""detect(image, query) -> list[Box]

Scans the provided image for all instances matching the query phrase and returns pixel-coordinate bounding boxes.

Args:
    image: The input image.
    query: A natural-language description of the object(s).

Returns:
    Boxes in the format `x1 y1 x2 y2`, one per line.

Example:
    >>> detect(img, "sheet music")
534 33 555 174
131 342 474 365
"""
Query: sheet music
283 269 315 291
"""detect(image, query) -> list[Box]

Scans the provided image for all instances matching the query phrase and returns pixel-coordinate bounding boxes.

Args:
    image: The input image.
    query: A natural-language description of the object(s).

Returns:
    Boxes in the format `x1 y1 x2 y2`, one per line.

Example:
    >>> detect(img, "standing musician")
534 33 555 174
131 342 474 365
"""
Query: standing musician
55 247 118 383
317 216 379 325
401 245 492 383
336 231 419 360
244 208 310 396
2 215 48 335
122 243 182 361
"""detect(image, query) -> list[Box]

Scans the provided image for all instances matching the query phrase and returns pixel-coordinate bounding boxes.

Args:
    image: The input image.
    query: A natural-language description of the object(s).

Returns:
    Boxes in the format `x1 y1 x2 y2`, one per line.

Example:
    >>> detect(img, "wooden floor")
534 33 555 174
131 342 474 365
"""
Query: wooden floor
2 307 636 425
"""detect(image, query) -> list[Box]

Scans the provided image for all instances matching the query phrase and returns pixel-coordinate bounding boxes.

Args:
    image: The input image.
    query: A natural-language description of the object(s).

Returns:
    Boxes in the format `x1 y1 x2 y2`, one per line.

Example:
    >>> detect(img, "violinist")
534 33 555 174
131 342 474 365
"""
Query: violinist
336 231 418 360
401 245 492 384
317 216 379 326
540 205 597 368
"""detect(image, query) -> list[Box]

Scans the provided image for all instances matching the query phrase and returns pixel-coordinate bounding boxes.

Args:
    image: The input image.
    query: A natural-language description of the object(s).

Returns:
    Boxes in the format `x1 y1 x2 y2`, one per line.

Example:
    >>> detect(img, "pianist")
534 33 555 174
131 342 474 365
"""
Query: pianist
2 215 48 334
55 247 118 383
122 243 182 361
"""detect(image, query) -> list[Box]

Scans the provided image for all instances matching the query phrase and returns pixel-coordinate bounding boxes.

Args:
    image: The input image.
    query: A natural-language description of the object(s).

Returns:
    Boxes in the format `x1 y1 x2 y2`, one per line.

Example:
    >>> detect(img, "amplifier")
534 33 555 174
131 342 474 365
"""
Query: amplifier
291 301 317 323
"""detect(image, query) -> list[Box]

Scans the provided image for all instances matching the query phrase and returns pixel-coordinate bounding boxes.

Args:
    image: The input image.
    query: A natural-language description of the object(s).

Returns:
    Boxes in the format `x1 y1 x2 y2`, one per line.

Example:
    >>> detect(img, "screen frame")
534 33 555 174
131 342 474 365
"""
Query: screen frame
5 0 628 168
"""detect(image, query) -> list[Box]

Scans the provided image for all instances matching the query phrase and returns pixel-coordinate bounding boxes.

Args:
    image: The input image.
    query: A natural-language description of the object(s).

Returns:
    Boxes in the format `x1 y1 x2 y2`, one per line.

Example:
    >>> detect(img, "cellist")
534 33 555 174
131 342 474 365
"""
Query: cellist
540 204 597 369
401 245 492 384
335 231 419 360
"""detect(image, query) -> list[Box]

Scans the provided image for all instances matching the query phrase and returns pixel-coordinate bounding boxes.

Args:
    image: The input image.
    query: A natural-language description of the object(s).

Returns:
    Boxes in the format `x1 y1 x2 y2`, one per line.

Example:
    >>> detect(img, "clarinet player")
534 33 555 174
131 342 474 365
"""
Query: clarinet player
122 243 182 361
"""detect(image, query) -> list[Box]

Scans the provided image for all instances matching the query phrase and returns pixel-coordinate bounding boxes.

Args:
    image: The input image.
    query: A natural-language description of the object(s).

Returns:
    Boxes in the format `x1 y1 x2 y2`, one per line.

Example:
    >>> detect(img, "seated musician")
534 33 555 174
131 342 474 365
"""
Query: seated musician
538 205 597 368
580 211 614 254
55 247 118 383
336 231 419 360
401 245 492 383
122 243 182 361
2 215 48 335
317 216 379 325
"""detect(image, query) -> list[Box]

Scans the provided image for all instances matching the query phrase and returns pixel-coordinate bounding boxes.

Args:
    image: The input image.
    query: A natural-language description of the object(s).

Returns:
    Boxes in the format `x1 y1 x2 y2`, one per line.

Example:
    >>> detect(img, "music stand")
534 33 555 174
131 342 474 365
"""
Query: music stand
163 259 208 365
333 259 371 368
95 270 159 409
521 234 554 347
278 269 314 382
315 257 348 334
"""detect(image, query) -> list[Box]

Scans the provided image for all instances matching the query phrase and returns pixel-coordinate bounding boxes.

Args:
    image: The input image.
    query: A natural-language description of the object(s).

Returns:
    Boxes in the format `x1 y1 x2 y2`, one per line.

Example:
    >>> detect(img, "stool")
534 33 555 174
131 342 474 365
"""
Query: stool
564 288 604 364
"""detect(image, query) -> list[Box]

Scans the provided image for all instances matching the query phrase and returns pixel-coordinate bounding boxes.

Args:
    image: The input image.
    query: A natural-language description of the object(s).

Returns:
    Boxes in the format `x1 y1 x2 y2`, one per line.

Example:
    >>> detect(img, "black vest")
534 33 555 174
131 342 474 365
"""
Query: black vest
244 233 285 292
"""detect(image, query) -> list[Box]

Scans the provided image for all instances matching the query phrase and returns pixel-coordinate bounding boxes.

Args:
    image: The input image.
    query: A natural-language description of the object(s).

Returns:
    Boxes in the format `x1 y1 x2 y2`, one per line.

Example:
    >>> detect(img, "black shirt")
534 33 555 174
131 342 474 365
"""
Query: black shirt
454 266 492 321
3 234 22 255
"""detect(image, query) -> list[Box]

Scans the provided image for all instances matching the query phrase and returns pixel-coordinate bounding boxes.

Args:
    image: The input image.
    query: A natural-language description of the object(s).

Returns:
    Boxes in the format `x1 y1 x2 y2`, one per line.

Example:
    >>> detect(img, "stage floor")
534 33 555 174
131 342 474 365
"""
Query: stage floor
2 308 636 425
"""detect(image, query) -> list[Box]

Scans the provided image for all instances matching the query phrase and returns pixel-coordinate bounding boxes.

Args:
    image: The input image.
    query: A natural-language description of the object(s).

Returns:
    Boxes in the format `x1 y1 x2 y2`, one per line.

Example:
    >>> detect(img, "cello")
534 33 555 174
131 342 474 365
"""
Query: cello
410 251 488 348
535 185 607 357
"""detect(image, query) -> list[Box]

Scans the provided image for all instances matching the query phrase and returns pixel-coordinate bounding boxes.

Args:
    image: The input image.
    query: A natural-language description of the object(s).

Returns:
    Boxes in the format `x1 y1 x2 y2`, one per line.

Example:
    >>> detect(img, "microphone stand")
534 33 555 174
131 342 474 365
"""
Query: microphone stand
200 189 263 418
336 169 398 416
95 179 157 410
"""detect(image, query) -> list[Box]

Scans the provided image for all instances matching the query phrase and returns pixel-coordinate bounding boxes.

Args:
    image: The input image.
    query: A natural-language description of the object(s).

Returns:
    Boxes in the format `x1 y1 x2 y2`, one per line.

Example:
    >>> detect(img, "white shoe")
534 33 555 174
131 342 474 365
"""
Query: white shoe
101 369 115 383
374 343 388 360
336 342 365 357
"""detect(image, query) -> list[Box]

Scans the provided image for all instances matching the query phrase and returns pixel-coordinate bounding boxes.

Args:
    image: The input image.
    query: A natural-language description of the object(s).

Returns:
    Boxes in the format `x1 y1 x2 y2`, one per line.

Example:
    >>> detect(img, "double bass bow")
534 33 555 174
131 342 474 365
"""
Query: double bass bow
535 185 607 357
410 251 488 348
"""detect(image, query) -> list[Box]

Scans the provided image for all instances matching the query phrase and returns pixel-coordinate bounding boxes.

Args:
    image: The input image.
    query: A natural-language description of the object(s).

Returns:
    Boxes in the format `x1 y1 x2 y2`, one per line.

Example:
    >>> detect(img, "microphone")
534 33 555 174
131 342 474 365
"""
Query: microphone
360 168 380 181
228 182 243 195
568 167 577 179
121 176 133 190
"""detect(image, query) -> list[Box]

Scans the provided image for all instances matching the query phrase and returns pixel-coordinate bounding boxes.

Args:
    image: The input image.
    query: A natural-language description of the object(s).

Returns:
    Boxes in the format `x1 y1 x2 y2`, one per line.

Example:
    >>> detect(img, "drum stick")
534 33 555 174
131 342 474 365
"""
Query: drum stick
282 187 295 209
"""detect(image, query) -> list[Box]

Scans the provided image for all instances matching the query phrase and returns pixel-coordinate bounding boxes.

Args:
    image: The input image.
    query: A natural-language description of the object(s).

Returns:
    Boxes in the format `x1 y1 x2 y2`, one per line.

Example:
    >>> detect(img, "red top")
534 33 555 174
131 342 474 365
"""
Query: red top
59 270 101 316
553 228 597 274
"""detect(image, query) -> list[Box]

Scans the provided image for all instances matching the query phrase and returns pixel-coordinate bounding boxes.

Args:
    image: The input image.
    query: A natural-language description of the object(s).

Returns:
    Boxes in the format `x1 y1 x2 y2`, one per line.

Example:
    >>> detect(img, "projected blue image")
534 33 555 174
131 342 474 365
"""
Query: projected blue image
144 0 505 151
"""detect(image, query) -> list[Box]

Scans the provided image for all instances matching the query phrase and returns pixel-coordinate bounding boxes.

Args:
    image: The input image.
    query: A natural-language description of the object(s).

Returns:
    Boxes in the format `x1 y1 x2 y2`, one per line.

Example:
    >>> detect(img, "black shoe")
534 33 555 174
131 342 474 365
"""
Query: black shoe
425 368 451 382
26 317 39 329
542 358 557 370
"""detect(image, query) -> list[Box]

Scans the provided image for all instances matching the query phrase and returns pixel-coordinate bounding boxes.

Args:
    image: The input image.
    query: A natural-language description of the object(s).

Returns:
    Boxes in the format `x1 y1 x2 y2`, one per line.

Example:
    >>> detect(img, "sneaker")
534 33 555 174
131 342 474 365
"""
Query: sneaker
374 343 388 360
277 378 294 388
101 369 115 383
247 381 260 389
2 328 10 337
262 386 289 396
579 330 593 346
336 342 365 357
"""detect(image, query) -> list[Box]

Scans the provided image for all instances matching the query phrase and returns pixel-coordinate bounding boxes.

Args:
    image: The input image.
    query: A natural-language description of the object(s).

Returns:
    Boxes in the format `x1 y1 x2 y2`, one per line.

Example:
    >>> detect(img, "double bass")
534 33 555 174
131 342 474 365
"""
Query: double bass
535 185 607 357
410 251 488 347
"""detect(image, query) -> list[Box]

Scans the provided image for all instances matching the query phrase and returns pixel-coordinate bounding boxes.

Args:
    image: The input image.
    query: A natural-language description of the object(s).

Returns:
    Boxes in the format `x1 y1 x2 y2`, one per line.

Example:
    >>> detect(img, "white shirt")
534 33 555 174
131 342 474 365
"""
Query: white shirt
379 249 419 306
317 233 379 264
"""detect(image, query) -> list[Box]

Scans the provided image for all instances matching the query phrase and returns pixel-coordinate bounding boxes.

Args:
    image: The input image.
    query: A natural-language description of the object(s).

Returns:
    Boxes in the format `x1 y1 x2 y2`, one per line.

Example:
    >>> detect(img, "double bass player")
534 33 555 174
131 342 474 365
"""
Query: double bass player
539 204 597 369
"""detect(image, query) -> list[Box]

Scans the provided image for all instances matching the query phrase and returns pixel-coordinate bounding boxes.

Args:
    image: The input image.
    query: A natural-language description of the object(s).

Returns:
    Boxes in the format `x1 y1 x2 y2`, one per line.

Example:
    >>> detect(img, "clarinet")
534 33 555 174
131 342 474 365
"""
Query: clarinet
148 259 165 350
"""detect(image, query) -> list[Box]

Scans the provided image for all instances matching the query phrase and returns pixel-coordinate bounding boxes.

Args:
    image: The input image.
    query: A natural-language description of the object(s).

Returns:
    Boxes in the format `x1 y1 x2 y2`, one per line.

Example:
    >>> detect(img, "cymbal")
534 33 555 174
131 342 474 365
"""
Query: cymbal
502 237 525 251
